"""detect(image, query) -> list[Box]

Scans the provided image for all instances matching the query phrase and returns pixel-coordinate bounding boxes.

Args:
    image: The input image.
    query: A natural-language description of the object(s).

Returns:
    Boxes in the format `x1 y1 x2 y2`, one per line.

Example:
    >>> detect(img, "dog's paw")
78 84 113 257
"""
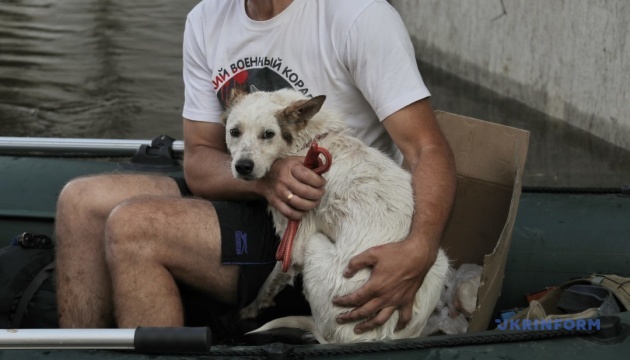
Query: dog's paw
260 298 276 310
239 303 261 320
239 298 277 320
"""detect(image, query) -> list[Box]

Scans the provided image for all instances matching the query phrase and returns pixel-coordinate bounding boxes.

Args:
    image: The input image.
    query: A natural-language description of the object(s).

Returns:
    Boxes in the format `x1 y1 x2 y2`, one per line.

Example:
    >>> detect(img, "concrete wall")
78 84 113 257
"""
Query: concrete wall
391 0 630 150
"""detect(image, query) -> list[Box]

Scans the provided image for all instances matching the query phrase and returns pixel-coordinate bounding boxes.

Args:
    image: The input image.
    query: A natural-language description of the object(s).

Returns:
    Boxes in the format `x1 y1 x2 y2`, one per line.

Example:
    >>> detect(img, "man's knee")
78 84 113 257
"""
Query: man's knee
104 197 174 265
56 176 115 249
58 176 106 213
58 174 181 223
58 175 128 220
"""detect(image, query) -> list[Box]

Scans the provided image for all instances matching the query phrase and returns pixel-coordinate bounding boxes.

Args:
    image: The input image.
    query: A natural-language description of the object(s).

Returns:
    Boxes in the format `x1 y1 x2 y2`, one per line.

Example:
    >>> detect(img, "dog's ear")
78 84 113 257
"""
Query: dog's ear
222 86 249 125
226 86 248 109
280 95 326 129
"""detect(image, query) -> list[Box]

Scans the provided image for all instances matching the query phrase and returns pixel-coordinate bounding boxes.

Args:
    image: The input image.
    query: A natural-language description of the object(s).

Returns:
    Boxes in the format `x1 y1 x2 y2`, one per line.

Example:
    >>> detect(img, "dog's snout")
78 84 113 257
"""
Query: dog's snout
235 159 254 175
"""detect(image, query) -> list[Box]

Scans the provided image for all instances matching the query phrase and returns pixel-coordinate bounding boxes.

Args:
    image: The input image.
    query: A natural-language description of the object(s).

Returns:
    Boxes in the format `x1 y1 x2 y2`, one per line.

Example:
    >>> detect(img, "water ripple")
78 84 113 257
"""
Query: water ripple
0 0 198 139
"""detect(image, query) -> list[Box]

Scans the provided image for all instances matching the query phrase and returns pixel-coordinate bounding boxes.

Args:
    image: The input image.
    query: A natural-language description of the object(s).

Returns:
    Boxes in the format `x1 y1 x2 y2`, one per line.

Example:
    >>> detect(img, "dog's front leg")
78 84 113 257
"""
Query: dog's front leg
239 262 295 319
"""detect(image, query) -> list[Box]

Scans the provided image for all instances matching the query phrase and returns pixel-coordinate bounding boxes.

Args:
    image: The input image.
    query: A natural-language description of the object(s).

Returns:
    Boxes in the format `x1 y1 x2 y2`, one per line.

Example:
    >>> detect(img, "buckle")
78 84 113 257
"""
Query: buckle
16 232 53 249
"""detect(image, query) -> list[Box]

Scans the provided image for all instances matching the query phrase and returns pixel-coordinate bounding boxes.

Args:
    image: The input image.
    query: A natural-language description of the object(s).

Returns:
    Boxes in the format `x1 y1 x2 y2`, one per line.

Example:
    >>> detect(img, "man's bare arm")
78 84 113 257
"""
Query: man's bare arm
183 118 257 199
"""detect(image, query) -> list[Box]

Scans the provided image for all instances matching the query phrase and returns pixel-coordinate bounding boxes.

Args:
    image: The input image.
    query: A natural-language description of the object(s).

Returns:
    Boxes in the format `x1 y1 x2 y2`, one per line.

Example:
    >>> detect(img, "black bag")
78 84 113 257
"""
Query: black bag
0 232 59 329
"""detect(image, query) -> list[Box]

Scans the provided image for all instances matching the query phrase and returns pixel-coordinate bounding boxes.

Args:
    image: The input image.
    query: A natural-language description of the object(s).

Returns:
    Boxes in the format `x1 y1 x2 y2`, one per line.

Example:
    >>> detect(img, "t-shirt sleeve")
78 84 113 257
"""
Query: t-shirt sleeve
342 1 430 121
182 16 223 123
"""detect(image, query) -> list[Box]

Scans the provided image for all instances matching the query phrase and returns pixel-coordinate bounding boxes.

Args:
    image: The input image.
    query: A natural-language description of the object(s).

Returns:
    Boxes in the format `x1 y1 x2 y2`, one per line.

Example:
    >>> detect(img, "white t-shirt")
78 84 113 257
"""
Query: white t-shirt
182 0 430 163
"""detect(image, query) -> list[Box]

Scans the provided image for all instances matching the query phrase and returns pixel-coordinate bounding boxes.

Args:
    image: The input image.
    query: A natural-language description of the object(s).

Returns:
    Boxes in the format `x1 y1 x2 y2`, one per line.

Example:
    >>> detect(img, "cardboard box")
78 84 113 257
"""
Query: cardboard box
435 111 530 332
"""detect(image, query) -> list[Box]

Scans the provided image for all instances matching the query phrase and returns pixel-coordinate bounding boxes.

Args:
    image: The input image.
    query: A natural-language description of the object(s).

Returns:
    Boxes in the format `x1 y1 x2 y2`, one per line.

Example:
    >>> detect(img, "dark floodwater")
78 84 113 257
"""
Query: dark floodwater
1 0 629 187
0 0 197 139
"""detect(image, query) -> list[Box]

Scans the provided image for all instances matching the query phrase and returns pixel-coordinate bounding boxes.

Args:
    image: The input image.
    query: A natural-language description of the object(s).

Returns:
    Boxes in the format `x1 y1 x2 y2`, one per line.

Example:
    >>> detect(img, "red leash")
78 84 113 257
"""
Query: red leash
276 142 332 272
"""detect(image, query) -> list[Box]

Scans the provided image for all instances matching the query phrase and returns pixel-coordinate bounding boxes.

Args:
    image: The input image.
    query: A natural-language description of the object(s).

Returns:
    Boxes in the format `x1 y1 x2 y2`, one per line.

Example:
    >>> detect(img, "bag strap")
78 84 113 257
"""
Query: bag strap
590 274 630 310
11 261 56 328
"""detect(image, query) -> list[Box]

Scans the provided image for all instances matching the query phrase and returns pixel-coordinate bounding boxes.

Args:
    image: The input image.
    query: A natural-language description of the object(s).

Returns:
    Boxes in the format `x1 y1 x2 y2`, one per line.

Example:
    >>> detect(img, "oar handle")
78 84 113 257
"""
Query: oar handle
134 327 212 353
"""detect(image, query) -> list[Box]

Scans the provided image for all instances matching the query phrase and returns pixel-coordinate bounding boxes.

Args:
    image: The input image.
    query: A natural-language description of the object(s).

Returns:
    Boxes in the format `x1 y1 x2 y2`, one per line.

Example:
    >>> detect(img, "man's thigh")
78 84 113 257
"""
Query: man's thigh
108 196 239 304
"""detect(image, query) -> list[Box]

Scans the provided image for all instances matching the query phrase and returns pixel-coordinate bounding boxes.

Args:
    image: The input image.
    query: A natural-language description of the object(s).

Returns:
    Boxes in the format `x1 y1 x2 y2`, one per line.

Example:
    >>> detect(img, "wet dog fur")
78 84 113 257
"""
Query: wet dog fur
222 87 451 343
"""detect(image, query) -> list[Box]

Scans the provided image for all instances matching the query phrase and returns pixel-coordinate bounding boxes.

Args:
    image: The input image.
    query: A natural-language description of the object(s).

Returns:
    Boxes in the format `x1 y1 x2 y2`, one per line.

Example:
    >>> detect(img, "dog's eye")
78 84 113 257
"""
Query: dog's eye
263 130 275 139
230 128 240 137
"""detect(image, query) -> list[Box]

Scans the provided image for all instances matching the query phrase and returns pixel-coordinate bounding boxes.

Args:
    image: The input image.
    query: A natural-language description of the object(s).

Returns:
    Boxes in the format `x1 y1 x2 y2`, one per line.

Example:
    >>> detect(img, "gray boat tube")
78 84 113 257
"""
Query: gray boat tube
0 137 184 158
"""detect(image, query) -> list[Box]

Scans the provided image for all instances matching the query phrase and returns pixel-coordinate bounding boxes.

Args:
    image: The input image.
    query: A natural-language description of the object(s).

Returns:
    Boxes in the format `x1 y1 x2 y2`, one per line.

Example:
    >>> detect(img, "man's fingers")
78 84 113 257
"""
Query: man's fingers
333 284 373 307
333 290 365 308
343 248 378 277
335 297 382 322
272 198 305 220
395 303 413 331
265 157 326 206
354 307 397 334
291 164 327 188
287 180 326 203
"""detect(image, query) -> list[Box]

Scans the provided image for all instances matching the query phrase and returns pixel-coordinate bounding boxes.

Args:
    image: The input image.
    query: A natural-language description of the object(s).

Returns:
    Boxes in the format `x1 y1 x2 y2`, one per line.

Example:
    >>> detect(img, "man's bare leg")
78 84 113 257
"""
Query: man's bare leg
104 196 239 327
55 174 181 328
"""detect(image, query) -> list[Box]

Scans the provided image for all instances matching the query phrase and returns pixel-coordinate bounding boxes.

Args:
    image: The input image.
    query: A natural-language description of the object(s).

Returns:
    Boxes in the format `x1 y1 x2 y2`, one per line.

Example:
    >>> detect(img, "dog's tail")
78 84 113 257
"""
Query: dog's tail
246 316 327 344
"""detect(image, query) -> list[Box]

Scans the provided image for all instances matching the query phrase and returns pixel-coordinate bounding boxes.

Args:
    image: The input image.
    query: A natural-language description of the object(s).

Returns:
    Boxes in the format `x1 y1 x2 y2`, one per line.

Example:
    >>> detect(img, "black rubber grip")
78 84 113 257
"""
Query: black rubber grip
134 327 211 353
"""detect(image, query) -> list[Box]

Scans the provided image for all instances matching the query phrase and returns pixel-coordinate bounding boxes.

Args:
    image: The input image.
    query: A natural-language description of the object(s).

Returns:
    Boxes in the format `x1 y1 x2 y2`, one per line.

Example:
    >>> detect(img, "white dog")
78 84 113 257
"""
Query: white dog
223 87 451 343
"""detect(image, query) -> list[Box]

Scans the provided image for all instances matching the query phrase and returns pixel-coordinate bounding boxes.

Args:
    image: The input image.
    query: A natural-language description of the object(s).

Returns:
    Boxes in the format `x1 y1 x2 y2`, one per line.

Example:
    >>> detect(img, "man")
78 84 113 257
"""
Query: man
55 0 456 340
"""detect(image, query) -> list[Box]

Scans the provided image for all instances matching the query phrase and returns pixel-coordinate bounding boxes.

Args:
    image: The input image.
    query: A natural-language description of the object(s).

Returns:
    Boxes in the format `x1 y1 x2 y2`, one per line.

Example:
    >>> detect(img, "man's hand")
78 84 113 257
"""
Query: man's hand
333 239 438 334
256 156 327 220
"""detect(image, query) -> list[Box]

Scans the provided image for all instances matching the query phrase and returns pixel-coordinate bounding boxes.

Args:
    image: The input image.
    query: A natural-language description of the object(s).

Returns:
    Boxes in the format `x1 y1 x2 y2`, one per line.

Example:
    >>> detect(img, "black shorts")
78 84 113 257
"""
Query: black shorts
173 177 310 343
214 200 280 309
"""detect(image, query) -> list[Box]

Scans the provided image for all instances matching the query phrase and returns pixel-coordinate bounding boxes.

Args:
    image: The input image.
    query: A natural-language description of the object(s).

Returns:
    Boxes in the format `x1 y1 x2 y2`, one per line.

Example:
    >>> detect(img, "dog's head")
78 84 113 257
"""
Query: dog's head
223 87 326 181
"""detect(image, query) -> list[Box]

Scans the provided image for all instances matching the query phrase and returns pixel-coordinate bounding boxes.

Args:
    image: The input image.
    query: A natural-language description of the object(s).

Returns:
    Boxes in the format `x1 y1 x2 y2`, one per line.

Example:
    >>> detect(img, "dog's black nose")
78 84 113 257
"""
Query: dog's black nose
235 159 254 175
